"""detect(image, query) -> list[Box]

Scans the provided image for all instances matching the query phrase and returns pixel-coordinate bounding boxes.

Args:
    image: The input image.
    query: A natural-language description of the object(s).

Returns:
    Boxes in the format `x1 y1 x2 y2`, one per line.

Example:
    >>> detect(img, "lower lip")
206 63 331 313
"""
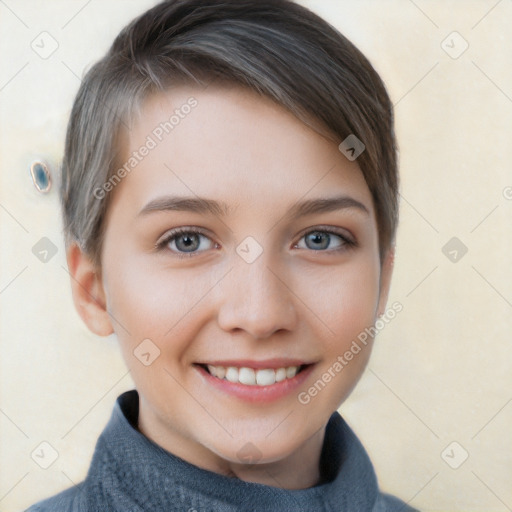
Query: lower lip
195 364 316 403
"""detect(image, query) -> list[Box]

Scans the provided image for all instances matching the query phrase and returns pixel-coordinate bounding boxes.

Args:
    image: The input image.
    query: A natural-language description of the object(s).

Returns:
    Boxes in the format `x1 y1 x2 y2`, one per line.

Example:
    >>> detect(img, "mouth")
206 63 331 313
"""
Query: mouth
199 363 311 386
194 360 316 403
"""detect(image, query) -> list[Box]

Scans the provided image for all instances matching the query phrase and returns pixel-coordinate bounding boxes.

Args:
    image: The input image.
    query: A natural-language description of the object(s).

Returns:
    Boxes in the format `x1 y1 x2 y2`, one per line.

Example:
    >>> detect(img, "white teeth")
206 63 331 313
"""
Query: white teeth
226 366 239 383
256 368 275 386
286 366 298 379
275 367 287 382
205 364 303 386
238 367 256 385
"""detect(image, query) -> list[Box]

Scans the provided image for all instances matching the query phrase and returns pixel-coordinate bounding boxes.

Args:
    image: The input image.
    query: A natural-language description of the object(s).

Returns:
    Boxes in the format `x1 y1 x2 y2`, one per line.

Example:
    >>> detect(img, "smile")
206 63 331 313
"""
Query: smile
205 364 304 386
195 360 315 403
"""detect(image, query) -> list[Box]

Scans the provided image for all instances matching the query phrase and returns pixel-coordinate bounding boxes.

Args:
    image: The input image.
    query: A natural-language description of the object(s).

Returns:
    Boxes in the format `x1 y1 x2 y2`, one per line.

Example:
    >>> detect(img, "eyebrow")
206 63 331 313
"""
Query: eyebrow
138 195 369 218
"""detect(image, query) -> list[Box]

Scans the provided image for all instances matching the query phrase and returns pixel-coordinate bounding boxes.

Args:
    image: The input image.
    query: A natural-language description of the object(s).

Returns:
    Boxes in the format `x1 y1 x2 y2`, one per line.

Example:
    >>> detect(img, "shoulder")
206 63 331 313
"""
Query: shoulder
24 484 85 512
373 492 419 512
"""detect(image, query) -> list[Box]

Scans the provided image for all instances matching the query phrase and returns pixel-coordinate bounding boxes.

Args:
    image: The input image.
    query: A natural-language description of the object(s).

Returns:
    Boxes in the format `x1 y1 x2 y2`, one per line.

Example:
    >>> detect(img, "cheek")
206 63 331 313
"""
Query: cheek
301 256 381 341
295 270 380 412
102 260 203 390
103 254 217 345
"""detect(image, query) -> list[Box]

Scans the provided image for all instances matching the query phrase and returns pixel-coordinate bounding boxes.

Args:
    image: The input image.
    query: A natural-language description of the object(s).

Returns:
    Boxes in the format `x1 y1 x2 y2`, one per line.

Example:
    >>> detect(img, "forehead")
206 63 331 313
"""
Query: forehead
110 84 374 218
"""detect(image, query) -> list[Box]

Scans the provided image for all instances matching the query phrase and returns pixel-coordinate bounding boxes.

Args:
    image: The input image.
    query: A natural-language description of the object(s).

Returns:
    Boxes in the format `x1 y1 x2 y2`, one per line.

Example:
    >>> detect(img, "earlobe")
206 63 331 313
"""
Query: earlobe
376 247 395 318
66 243 114 337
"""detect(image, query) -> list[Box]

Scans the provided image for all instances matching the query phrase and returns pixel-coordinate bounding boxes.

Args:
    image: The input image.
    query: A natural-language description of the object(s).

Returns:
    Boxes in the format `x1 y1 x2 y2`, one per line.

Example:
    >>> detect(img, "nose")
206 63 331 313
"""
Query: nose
216 254 298 339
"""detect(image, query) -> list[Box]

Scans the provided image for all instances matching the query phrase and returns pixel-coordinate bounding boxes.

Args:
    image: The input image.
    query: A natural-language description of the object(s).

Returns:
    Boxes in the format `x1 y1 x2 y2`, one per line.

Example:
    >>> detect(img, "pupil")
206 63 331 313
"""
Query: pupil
307 232 329 250
177 234 199 252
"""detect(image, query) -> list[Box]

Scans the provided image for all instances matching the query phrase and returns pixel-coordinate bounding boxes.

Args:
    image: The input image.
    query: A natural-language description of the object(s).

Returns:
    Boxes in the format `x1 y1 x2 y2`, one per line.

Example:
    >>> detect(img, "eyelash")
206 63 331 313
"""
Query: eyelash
155 225 357 259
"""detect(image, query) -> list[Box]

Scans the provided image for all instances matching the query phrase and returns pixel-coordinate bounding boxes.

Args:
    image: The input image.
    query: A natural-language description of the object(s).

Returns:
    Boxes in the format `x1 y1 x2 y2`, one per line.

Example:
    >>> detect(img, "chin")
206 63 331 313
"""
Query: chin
204 428 314 468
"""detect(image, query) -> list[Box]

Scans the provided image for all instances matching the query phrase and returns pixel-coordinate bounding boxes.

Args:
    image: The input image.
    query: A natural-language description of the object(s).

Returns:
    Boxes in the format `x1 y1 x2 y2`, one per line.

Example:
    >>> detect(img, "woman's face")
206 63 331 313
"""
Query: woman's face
95 84 393 484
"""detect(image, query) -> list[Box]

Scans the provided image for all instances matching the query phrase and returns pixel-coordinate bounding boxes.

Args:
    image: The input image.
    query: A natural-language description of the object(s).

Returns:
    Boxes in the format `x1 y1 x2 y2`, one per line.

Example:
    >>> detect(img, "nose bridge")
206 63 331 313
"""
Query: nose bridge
216 247 297 338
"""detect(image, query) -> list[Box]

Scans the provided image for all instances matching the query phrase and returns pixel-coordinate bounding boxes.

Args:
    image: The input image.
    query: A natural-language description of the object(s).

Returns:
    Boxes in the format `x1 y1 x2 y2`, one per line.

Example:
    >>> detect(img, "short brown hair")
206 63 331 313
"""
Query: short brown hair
60 0 399 267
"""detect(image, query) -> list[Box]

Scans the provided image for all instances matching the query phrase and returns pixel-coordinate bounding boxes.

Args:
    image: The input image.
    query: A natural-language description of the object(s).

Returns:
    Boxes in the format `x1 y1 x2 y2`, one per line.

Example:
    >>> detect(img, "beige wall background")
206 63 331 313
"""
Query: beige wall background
1 1 511 511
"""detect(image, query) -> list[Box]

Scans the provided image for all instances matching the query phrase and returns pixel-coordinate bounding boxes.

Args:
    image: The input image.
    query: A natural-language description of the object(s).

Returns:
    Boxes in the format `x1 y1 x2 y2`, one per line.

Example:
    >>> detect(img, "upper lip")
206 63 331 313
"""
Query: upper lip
196 358 314 369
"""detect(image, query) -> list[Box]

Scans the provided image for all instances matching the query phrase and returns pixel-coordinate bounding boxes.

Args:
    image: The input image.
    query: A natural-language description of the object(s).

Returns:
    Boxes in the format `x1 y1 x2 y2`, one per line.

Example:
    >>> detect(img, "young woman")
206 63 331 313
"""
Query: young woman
28 1 414 510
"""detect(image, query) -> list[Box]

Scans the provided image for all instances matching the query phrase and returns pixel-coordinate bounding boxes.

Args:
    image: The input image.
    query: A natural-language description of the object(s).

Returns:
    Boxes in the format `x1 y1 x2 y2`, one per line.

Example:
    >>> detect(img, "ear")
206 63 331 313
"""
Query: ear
376 246 395 318
66 243 114 336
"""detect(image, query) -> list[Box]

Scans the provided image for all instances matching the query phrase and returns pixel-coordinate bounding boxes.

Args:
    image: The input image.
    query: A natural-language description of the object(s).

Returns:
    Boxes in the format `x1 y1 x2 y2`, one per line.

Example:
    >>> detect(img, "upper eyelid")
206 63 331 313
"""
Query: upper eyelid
156 226 211 247
296 224 354 240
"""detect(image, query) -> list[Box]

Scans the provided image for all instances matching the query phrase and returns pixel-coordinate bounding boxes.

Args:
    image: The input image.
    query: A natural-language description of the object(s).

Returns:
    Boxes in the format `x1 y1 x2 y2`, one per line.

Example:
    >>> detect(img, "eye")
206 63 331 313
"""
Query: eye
155 227 217 258
294 227 356 253
155 226 356 258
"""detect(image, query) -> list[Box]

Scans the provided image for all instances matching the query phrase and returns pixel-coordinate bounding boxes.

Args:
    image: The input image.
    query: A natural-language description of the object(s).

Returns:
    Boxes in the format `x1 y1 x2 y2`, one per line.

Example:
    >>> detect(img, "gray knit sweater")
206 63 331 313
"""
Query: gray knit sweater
26 390 417 511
